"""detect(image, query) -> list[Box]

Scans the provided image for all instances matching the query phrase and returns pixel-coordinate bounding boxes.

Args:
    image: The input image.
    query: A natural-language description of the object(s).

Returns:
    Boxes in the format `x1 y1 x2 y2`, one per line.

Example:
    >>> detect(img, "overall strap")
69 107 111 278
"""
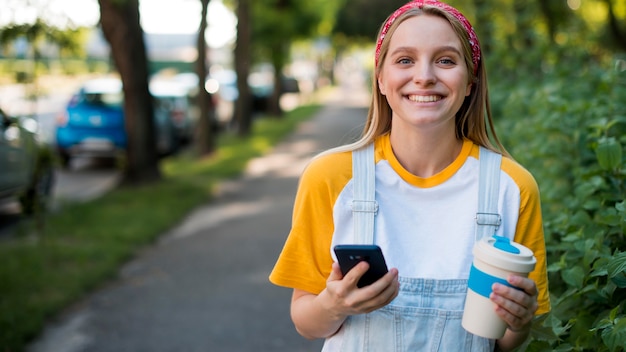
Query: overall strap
476 146 503 241
352 143 378 244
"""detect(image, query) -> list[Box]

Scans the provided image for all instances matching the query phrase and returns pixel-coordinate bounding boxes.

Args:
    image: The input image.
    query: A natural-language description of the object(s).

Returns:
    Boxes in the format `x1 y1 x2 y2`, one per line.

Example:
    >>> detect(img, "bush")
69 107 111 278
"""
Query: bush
492 58 626 351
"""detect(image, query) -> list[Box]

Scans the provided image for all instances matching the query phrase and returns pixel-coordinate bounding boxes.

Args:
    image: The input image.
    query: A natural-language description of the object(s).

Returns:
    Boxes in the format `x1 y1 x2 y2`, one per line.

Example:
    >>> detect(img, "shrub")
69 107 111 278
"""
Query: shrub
493 59 626 351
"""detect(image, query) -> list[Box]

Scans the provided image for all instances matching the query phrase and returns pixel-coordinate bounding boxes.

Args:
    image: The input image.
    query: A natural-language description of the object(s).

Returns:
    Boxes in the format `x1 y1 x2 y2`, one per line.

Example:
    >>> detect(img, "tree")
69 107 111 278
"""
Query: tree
234 0 253 136
98 0 160 184
0 11 88 116
194 0 217 156
604 0 626 52
332 0 406 41
250 0 326 117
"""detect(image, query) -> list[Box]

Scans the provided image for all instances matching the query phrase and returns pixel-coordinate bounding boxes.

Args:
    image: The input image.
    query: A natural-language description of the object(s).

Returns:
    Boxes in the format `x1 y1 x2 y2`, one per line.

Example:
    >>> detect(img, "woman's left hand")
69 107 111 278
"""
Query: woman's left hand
490 275 539 333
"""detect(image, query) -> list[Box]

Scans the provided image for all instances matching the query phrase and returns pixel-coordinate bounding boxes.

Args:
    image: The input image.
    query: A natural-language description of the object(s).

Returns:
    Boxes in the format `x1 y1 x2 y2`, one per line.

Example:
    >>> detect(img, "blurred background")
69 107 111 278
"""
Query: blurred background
1 0 626 351
1 0 624 179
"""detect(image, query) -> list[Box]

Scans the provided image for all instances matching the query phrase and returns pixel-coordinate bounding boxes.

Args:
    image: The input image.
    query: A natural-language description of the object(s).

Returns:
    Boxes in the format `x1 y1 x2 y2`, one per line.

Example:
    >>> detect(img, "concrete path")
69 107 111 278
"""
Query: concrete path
27 88 369 352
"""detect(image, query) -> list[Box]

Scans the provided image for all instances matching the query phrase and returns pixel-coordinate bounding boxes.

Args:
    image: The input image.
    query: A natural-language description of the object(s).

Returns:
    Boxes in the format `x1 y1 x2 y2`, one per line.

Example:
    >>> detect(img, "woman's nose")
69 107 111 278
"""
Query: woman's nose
412 61 436 85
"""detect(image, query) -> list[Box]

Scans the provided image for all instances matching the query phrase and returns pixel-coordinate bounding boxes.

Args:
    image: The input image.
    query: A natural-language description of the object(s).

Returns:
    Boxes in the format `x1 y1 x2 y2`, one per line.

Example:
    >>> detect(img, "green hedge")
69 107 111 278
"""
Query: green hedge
492 58 626 351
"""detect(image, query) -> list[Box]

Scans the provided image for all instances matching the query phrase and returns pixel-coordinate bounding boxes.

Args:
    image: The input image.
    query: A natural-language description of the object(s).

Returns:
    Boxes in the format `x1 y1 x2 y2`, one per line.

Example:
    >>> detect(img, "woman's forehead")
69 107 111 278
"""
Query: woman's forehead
387 15 462 52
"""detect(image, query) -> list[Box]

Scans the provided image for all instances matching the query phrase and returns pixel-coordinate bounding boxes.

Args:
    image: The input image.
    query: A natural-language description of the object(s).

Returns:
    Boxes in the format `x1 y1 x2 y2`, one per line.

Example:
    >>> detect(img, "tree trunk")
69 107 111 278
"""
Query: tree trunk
268 43 286 117
537 0 557 44
98 0 160 184
194 0 216 156
605 0 626 52
235 0 253 136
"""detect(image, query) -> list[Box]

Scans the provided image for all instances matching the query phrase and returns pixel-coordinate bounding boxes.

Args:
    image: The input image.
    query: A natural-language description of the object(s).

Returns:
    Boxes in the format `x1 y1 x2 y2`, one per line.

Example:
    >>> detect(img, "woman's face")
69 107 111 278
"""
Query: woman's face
377 14 471 133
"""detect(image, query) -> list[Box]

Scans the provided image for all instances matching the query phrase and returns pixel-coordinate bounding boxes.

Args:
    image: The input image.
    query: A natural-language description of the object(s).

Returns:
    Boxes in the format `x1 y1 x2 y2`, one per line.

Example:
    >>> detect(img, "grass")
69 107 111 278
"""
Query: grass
0 104 322 351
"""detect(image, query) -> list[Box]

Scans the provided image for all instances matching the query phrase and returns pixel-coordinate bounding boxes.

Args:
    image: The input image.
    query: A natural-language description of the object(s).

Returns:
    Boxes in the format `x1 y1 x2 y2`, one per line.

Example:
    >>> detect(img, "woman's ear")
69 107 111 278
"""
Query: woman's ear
378 75 387 96
465 82 472 97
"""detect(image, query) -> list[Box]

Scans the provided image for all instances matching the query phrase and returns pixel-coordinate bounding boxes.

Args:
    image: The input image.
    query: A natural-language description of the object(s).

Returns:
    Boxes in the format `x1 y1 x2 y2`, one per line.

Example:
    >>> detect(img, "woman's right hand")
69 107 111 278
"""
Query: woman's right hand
290 262 399 339
322 261 400 318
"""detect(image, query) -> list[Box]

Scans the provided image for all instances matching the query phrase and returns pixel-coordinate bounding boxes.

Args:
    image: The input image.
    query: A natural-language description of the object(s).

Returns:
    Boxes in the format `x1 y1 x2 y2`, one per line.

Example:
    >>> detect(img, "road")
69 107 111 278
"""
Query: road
25 85 370 352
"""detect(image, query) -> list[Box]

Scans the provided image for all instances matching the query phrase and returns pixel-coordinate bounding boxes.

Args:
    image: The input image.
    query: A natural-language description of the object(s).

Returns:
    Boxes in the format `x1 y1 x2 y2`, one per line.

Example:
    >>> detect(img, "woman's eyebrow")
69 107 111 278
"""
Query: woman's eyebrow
389 46 416 57
436 45 463 57
389 45 463 57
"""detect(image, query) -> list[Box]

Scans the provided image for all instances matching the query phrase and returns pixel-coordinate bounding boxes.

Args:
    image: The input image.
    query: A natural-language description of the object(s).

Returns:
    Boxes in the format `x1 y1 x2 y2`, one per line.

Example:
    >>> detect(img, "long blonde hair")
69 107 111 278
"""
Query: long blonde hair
318 5 509 158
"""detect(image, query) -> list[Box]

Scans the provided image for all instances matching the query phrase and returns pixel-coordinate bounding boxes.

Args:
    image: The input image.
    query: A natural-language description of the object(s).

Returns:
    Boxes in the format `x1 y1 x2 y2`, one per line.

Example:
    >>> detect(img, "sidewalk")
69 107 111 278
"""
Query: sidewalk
27 88 369 352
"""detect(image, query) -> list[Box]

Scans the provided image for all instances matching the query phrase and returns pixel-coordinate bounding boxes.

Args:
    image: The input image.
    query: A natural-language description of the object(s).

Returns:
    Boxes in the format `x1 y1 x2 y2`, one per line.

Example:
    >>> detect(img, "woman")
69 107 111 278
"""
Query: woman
269 1 550 351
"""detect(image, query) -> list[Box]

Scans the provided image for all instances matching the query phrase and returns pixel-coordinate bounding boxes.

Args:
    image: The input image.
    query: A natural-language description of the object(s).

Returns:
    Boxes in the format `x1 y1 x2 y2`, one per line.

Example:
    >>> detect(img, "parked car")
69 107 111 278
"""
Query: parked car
0 107 54 214
204 68 300 123
55 77 179 167
150 80 194 144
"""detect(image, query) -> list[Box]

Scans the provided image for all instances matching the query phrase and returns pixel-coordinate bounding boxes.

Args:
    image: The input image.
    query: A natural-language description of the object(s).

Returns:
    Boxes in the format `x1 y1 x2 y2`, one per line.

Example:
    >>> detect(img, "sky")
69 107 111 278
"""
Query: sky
0 0 237 48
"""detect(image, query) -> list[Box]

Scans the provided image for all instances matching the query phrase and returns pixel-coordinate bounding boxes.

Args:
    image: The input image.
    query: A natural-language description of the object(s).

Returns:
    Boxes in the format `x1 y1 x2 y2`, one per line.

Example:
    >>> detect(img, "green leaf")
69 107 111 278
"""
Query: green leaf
607 252 626 278
600 317 626 352
596 208 621 226
562 266 586 288
530 313 562 341
611 273 626 288
609 306 620 321
596 138 623 171
552 344 575 352
525 341 556 352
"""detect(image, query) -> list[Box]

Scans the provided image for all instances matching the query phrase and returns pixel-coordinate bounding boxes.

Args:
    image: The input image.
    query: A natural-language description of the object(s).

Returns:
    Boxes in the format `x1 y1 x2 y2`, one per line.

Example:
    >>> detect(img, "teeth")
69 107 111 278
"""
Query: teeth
408 95 441 102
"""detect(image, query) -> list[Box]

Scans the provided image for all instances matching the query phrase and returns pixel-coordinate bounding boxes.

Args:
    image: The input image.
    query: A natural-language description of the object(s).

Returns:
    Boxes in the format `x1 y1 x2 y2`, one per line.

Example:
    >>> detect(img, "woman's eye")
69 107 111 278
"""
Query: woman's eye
398 58 413 64
438 58 456 65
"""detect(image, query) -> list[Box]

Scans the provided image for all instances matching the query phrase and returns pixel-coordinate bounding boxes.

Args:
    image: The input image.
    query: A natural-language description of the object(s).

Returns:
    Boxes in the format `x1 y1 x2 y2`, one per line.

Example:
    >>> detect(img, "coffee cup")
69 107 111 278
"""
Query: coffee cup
462 235 536 339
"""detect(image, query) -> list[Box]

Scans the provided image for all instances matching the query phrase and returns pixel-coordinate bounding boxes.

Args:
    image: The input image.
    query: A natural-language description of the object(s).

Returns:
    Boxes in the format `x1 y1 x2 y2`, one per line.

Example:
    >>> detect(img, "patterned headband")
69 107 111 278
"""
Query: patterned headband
374 0 481 75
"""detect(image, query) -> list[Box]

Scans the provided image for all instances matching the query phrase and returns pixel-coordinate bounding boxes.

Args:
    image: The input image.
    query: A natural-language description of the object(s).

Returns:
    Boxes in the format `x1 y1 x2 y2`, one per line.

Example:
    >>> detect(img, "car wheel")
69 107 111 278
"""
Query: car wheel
59 150 71 169
20 149 55 215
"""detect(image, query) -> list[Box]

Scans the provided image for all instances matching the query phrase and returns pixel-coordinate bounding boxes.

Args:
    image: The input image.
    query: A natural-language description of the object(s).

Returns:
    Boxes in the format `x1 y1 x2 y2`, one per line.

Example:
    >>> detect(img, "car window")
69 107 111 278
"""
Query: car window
83 92 123 108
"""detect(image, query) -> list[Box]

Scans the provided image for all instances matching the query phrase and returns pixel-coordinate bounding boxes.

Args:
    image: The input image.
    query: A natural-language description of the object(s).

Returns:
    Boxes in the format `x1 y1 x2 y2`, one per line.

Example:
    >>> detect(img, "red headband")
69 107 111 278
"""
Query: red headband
375 0 481 74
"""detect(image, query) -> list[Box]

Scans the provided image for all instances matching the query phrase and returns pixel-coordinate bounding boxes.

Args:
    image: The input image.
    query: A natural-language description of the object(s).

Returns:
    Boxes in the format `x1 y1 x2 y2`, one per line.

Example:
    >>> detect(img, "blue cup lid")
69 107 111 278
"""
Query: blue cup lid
474 235 536 273
492 235 520 254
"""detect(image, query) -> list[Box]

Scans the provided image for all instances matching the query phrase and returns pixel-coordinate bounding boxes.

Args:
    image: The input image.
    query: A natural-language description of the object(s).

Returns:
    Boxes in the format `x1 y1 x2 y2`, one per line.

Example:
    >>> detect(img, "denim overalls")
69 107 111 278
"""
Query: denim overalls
323 144 501 351
321 277 495 351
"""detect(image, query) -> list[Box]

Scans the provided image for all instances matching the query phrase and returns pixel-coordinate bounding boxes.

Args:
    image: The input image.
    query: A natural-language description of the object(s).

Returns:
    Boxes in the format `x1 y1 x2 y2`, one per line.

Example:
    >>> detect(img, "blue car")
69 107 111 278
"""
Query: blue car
56 77 178 167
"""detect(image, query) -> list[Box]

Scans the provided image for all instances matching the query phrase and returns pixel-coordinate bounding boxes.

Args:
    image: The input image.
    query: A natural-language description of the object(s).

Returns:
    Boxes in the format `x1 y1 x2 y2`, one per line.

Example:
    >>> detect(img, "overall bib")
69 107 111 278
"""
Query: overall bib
321 278 495 351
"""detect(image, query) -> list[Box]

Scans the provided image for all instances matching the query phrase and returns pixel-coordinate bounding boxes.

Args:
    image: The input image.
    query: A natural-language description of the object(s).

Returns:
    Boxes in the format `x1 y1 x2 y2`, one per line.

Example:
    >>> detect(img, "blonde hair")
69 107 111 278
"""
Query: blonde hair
318 6 509 159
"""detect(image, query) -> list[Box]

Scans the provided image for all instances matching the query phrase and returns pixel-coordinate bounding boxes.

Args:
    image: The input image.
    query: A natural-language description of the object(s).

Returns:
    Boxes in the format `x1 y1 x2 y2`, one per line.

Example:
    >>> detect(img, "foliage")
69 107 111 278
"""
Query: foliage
332 0 407 41
251 0 333 62
241 0 332 116
0 104 321 352
491 56 626 351
0 14 89 59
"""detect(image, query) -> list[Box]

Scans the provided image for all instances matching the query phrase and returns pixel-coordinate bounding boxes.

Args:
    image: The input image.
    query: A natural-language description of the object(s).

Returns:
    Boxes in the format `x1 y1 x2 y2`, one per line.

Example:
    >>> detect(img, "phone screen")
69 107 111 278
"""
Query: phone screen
334 244 389 288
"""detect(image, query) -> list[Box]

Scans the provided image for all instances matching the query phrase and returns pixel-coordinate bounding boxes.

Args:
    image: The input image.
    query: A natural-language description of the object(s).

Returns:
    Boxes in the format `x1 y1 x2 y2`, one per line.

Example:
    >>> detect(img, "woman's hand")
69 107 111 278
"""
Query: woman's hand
491 275 538 332
290 262 399 339
491 275 539 351
322 261 400 318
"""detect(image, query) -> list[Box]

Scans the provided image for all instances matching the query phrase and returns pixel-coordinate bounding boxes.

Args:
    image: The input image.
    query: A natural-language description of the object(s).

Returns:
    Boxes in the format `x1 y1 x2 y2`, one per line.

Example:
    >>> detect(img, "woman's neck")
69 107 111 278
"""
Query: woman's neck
389 128 463 178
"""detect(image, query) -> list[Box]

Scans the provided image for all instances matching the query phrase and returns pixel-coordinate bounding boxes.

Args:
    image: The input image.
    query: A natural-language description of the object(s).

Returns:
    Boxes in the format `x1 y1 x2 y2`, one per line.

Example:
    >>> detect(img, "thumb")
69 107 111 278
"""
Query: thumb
328 262 344 282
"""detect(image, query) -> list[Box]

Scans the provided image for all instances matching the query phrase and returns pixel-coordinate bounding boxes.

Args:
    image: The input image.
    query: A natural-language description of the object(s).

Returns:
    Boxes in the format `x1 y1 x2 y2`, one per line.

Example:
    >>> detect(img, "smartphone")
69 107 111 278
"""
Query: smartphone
334 244 389 288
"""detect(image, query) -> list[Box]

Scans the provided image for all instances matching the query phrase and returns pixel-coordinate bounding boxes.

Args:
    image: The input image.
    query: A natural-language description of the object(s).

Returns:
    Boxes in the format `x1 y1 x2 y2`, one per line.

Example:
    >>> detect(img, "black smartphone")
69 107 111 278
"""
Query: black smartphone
334 244 389 288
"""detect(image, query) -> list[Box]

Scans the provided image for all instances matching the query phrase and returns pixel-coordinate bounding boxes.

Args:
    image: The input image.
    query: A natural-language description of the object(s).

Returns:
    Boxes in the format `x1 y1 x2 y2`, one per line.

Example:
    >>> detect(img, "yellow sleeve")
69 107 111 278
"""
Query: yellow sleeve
503 158 551 315
269 151 353 294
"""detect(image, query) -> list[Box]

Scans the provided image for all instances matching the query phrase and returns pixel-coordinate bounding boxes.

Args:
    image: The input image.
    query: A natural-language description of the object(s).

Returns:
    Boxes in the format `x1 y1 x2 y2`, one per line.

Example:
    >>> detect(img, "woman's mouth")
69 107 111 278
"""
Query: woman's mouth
407 95 442 103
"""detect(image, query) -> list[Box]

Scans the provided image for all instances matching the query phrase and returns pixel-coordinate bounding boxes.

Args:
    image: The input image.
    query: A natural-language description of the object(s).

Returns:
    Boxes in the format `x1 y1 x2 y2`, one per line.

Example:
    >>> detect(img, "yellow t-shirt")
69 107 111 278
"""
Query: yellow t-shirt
270 135 550 315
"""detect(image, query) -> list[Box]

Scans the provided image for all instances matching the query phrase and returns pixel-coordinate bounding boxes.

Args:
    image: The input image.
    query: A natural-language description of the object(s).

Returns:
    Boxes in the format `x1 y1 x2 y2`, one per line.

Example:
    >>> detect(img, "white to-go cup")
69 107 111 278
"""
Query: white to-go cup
462 235 537 339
